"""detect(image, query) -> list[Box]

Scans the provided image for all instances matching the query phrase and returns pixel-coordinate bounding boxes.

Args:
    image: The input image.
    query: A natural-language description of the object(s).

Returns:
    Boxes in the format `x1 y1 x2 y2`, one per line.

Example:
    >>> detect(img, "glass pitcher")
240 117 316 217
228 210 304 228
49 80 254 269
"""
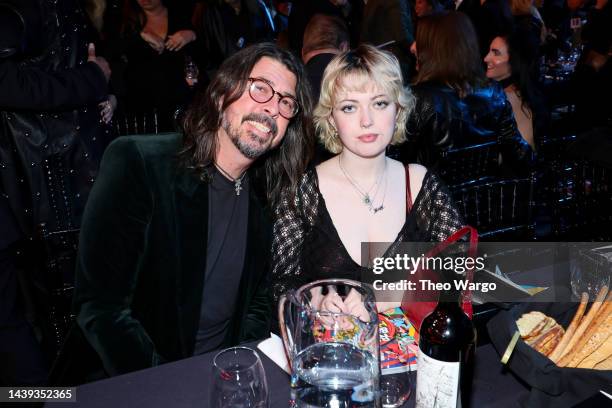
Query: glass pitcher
278 279 381 407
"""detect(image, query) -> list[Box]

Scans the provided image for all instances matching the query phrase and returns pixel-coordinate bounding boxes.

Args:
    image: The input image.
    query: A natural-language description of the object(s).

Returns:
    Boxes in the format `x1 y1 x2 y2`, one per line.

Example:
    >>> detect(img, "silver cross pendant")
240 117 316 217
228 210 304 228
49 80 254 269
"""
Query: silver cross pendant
235 180 243 196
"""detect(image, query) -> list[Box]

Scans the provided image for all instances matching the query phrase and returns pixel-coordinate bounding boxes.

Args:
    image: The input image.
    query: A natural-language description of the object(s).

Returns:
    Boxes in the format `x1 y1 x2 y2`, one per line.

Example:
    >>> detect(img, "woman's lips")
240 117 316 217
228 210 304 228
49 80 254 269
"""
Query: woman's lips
358 133 378 143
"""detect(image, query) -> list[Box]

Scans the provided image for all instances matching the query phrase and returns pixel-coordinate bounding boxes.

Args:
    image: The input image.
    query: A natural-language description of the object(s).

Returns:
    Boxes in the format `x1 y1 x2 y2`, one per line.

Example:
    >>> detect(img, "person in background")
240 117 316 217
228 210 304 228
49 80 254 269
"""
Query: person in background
63 43 313 381
288 0 362 56
458 0 514 57
485 30 547 149
113 0 197 132
271 45 464 311
395 12 532 179
302 13 350 165
360 0 415 83
509 0 547 48
302 14 350 102
196 0 277 74
414 0 444 17
571 0 611 129
0 0 111 386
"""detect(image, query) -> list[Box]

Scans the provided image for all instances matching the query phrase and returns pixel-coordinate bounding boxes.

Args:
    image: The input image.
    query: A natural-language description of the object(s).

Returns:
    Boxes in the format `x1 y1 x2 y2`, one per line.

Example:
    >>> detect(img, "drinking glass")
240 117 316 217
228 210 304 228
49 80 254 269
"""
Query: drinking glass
571 247 612 299
184 57 199 88
210 347 269 408
280 279 381 407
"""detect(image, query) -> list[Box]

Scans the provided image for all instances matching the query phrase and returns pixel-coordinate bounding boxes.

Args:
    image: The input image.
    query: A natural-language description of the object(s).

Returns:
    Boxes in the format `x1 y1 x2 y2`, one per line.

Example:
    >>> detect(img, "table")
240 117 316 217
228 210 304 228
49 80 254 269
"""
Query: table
47 256 582 407
46 339 529 408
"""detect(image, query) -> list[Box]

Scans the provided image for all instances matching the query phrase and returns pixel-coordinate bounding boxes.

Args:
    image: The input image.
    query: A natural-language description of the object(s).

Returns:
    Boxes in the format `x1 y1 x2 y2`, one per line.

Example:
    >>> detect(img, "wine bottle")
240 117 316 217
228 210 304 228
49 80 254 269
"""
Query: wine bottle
415 278 476 408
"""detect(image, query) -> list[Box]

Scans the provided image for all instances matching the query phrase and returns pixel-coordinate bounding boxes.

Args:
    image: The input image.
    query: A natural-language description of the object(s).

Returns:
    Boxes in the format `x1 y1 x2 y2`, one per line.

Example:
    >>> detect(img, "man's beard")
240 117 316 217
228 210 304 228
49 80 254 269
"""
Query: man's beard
222 113 279 159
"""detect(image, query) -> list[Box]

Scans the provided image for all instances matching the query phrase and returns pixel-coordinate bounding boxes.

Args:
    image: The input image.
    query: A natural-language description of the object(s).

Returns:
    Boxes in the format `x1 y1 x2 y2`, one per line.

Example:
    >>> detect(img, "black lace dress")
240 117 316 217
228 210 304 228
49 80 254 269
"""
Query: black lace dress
271 166 465 302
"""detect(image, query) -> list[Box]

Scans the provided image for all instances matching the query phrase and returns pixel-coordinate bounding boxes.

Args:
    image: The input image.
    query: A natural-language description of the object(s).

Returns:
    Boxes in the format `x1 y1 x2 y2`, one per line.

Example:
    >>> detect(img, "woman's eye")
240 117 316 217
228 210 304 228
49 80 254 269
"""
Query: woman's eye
340 105 356 113
374 100 389 109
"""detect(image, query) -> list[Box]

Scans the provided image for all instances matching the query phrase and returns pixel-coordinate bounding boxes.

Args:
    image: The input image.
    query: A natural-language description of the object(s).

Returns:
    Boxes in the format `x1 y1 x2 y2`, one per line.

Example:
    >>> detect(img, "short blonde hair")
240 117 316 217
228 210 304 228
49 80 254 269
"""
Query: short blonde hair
314 44 415 154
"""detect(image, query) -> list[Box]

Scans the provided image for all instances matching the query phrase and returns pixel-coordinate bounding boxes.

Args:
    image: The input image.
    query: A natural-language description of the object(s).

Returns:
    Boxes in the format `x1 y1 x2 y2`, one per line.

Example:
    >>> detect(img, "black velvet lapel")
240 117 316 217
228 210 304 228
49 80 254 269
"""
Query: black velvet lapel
173 168 209 356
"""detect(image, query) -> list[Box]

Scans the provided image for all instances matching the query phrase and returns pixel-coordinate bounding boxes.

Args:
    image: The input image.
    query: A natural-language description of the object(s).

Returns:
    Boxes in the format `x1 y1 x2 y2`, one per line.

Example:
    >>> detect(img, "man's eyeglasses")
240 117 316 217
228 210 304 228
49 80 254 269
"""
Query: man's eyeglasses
247 78 300 119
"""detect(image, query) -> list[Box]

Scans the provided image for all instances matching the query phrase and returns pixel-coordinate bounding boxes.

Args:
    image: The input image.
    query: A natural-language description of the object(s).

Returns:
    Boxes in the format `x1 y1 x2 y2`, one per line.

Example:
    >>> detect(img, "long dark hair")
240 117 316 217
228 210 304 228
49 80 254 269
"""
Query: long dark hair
504 29 540 117
414 12 486 96
180 43 314 207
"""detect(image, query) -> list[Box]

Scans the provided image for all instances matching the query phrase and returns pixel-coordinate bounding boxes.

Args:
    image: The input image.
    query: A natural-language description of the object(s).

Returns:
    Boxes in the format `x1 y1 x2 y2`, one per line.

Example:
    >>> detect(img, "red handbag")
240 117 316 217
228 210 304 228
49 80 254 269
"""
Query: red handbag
400 166 478 331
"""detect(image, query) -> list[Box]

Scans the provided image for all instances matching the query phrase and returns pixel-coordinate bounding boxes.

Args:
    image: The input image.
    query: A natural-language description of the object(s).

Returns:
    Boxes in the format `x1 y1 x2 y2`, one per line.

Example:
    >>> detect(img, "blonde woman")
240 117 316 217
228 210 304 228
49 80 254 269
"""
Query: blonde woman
271 44 464 313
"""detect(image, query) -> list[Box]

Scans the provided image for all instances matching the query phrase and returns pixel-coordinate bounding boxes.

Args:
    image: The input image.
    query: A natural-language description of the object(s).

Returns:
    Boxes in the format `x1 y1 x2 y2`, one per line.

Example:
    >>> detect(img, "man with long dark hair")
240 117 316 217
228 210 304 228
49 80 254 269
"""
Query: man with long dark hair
66 42 314 379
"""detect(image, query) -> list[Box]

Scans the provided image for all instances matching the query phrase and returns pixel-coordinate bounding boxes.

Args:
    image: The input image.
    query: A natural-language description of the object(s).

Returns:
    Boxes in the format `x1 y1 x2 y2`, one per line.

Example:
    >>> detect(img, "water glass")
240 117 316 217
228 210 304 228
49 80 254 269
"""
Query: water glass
210 347 269 408
571 247 612 299
184 57 199 87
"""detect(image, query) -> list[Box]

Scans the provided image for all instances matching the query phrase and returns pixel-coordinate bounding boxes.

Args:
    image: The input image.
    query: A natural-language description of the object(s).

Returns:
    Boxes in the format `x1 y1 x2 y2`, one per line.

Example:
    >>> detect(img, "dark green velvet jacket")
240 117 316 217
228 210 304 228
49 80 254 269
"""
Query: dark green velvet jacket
73 133 272 377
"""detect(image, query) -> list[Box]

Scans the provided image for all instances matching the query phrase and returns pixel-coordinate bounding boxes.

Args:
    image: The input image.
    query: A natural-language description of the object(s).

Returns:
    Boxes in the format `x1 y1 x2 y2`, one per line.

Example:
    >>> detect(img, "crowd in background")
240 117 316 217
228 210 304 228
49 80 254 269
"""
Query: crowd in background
1 0 611 389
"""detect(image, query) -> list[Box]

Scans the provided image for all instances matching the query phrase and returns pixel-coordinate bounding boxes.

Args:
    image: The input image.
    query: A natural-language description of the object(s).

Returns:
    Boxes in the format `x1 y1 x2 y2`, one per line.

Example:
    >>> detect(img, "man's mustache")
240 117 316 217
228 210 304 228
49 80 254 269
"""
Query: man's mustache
242 113 278 137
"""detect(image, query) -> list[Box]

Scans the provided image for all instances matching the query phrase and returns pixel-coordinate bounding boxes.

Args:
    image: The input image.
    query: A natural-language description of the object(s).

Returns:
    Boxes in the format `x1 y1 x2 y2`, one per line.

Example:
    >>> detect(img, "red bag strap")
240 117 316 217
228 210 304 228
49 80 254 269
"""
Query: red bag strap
426 226 479 258
405 165 413 213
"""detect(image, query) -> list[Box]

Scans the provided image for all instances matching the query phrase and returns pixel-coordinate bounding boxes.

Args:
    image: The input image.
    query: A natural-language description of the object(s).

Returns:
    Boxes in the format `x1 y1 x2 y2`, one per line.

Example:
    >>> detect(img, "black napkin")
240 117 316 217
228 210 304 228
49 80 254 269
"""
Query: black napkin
487 301 612 407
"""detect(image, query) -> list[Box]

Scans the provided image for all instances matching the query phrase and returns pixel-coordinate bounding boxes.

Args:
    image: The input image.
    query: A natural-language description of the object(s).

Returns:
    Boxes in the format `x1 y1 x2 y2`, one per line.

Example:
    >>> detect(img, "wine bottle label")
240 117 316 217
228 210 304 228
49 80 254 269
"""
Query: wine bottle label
415 347 461 408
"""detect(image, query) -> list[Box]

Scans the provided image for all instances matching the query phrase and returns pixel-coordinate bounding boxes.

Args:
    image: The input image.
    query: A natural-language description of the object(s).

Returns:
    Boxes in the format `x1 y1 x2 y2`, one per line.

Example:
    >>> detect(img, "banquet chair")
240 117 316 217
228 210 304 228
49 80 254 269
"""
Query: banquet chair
451 175 536 241
550 160 612 240
438 141 499 188
113 109 160 136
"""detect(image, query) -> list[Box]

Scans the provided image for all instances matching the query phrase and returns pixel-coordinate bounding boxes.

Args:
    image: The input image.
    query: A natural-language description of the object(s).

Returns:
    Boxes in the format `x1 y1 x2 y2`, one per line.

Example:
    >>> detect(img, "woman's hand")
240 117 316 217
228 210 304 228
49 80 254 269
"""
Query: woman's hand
344 288 371 323
319 287 370 330
99 94 117 124
140 31 166 54
320 286 349 314
165 30 196 52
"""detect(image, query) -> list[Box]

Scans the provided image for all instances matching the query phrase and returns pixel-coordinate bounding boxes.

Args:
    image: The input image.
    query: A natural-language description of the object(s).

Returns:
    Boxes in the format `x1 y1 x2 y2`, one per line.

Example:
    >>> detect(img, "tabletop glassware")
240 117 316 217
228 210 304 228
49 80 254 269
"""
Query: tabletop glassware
184 56 199 88
571 247 612 300
210 346 268 408
279 279 381 407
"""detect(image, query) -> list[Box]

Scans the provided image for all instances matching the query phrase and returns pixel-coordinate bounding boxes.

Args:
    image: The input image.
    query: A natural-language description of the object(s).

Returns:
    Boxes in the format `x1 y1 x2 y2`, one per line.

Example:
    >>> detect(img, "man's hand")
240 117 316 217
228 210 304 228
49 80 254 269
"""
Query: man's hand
140 31 166 54
165 30 196 52
87 43 111 82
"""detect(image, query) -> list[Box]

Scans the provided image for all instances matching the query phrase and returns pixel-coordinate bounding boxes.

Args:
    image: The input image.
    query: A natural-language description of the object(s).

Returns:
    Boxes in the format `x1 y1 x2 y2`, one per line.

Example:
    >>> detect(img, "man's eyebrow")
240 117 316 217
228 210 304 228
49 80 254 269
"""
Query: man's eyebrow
258 76 296 98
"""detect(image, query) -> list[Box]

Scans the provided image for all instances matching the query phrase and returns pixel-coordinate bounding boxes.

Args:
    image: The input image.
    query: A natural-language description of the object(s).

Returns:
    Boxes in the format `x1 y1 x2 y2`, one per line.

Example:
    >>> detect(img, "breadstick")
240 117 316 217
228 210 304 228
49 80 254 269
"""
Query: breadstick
550 292 589 363
560 293 612 367
557 285 609 364
567 315 612 368
594 354 612 370
577 336 612 369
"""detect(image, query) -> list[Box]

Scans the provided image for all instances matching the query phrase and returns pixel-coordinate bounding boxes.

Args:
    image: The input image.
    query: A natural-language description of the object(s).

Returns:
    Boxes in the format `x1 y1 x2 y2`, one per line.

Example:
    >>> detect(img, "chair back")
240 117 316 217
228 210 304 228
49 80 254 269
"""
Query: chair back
438 141 499 188
114 109 160 136
451 175 536 240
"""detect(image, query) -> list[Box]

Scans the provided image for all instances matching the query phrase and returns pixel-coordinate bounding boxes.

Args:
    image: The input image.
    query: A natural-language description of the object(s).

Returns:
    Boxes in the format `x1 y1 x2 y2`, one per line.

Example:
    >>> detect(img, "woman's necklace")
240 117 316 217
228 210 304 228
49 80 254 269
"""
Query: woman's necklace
338 156 387 214
214 163 247 196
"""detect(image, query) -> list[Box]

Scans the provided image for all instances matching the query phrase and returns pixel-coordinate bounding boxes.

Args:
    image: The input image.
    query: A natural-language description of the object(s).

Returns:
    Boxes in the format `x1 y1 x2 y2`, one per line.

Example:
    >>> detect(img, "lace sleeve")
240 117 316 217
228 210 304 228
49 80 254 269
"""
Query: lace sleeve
413 172 465 242
271 170 319 302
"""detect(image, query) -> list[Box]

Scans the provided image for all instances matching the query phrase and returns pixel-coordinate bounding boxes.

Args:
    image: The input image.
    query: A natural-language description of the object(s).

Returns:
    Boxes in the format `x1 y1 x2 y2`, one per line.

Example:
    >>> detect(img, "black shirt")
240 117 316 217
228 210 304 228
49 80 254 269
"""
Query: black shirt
193 169 249 354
